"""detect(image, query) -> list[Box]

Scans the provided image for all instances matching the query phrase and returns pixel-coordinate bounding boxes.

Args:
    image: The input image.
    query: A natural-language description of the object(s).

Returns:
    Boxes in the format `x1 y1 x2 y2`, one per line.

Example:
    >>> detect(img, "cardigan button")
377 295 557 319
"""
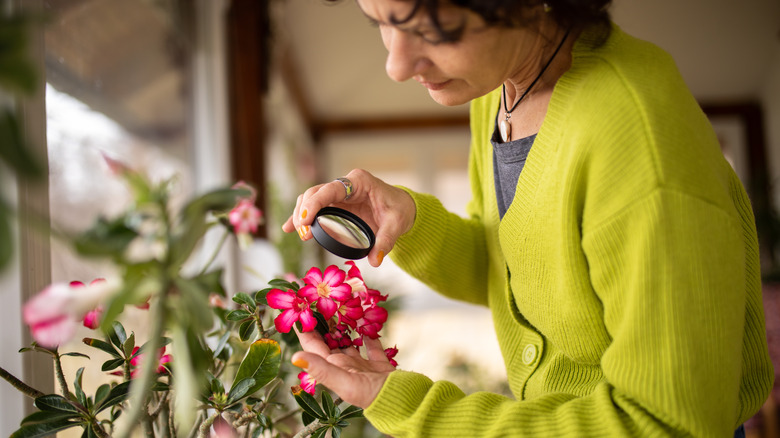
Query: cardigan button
522 344 538 365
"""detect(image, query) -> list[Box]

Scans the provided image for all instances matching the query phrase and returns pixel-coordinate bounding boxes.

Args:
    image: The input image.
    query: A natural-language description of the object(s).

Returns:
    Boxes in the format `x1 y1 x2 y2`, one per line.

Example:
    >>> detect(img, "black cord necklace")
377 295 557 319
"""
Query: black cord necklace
500 29 571 142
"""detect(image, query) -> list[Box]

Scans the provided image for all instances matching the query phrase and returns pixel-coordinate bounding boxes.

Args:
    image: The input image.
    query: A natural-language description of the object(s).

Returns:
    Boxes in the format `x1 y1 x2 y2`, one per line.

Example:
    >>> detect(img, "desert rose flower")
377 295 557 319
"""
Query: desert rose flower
228 199 263 250
385 345 399 368
298 371 317 395
266 289 317 333
23 278 119 348
299 265 352 320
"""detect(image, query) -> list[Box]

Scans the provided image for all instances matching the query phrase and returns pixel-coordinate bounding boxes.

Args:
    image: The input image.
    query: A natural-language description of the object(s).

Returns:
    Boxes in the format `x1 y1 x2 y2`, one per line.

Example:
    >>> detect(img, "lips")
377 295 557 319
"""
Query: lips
417 79 452 91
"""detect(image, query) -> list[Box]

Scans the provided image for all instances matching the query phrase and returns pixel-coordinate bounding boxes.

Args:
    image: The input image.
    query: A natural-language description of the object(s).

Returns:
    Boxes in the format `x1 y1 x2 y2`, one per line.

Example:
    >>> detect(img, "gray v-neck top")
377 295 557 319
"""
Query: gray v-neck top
491 119 536 219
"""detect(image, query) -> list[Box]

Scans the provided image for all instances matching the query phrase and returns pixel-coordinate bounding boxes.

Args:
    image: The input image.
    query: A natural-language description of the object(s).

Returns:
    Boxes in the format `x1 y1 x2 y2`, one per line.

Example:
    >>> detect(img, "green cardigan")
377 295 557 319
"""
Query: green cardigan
364 24 774 437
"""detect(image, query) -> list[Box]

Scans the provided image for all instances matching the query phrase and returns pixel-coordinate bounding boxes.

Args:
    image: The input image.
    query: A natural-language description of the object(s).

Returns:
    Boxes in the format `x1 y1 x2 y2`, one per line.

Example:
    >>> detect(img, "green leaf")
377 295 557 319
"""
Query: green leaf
331 425 342 438
172 277 217 333
194 268 226 297
82 338 120 357
213 331 231 358
210 374 225 395
268 279 294 288
301 410 316 426
227 309 252 321
94 384 111 408
232 292 256 311
313 311 329 337
74 368 86 406
109 322 127 349
254 288 270 306
9 418 79 438
338 404 364 420
101 358 124 372
122 332 136 358
226 377 256 405
0 110 43 178
60 352 90 359
230 339 281 398
321 391 335 418
95 381 131 413
310 426 329 438
238 320 255 342
34 395 80 414
73 215 138 259
169 188 246 267
19 411 80 426
293 389 326 421
152 381 170 392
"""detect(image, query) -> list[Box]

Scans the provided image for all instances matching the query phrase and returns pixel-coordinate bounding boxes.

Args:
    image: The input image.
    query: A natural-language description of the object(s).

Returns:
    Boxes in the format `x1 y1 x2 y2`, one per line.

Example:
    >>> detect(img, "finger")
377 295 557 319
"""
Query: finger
295 328 332 358
363 337 389 362
290 351 371 407
341 346 362 358
299 180 355 222
368 231 395 267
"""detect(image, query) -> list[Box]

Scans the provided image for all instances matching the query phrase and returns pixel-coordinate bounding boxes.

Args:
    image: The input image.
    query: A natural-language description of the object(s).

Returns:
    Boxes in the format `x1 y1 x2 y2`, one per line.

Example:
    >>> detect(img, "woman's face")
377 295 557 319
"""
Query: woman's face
356 0 544 106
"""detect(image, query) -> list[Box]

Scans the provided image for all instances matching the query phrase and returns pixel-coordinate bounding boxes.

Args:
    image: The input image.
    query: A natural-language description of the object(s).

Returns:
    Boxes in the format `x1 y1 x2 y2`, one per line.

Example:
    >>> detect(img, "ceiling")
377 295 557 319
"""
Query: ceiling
39 0 780 141
280 0 780 124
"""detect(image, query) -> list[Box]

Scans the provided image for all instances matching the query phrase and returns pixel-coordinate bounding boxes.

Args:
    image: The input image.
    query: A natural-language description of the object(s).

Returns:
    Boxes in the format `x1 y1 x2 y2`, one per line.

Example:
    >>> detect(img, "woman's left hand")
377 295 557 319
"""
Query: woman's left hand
292 330 395 409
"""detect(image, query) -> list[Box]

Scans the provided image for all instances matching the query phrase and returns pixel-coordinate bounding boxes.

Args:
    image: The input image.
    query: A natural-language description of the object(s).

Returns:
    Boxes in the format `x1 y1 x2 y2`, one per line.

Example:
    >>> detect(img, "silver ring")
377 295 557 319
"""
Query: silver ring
334 177 353 201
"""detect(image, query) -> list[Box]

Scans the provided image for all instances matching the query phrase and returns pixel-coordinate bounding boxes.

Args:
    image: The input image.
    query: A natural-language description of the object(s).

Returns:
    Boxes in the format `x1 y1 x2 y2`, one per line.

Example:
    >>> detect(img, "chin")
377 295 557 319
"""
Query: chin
427 90 471 107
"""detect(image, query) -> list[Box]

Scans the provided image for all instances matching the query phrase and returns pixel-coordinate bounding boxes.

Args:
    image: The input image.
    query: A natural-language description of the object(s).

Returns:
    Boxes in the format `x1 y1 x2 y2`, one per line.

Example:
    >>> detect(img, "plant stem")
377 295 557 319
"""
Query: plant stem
114 296 166 438
290 397 344 438
198 229 229 276
198 412 219 438
91 420 110 438
186 411 206 438
0 365 44 398
53 351 70 397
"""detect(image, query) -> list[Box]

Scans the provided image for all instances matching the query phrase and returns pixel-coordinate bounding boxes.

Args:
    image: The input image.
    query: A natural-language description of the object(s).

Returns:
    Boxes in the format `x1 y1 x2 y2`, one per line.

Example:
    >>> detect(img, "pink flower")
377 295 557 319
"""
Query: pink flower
128 346 171 378
229 199 262 235
266 289 317 333
73 278 107 329
335 296 363 329
231 180 257 203
23 278 118 348
23 283 78 348
298 371 316 395
209 293 227 309
357 305 388 340
82 307 103 330
299 265 352 320
385 345 399 368
212 414 238 438
324 323 355 349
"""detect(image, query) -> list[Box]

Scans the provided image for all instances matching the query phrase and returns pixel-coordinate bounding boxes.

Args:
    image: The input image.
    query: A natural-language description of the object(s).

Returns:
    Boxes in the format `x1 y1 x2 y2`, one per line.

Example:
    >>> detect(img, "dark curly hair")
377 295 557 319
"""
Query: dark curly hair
329 0 612 44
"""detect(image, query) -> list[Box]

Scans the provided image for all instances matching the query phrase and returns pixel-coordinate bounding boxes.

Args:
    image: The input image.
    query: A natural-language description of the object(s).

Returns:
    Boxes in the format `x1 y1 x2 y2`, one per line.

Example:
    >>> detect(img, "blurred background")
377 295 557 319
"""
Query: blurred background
1 0 779 436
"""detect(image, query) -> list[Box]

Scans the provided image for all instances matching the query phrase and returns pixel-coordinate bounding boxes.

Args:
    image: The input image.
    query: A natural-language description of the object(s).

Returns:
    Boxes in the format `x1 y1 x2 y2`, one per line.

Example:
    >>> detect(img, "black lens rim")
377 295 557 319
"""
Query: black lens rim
311 207 375 260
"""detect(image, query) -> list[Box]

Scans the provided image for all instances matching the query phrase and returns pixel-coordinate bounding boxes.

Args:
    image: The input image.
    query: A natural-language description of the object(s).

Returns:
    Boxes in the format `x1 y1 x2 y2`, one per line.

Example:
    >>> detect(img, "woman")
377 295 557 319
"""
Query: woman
282 0 775 436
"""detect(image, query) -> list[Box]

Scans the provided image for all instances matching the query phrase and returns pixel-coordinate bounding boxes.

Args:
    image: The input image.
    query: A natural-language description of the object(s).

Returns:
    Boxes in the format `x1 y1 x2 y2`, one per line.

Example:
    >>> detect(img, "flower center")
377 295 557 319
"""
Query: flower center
316 283 331 298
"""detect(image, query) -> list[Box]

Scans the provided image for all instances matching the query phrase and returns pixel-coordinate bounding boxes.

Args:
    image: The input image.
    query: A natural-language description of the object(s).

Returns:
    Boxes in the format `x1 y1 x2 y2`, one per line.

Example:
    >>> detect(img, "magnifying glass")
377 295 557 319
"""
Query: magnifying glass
311 207 375 260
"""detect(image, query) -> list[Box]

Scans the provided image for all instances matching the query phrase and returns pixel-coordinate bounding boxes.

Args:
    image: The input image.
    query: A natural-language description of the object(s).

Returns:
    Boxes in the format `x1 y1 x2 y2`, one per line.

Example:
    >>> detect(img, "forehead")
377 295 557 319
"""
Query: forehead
357 0 466 25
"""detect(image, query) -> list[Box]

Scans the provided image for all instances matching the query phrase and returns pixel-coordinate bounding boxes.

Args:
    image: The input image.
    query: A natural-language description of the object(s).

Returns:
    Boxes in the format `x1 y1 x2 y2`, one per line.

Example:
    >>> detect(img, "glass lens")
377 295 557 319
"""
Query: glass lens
316 214 371 249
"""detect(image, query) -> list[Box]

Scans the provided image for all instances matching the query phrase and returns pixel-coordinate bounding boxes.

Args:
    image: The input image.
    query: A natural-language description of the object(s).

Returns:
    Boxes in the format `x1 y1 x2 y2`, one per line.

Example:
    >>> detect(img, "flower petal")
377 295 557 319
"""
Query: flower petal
266 289 295 310
299 309 318 332
297 285 318 302
303 267 323 286
274 309 299 333
317 297 338 320
322 265 346 286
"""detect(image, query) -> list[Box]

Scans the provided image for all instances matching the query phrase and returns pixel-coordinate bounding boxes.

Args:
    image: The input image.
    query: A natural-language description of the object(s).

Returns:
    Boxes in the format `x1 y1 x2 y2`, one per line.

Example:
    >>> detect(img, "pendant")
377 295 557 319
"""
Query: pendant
499 118 511 142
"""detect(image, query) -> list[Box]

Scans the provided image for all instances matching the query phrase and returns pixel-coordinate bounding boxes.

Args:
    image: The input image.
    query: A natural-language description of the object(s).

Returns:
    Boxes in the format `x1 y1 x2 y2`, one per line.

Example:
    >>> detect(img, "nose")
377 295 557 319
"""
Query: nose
383 28 428 83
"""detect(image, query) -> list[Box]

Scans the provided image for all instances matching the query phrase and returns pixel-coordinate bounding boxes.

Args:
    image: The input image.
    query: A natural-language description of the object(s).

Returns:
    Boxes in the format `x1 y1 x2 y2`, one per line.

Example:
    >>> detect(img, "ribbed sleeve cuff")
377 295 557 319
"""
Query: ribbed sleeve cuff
364 370 434 435
390 187 450 270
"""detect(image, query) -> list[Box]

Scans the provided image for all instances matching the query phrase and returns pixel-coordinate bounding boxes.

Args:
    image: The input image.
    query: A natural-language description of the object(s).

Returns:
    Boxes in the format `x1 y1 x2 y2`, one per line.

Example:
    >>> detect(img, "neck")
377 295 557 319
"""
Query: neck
504 24 576 106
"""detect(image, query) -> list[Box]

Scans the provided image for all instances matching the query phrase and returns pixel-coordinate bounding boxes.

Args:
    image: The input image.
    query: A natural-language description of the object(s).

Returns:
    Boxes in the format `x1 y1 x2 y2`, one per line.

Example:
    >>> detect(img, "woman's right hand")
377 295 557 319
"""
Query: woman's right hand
281 168 416 267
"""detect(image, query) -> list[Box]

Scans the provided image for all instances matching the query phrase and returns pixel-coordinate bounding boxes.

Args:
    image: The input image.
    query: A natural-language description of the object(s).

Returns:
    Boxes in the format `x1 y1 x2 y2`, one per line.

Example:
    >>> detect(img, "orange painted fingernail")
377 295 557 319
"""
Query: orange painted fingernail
301 209 308 220
297 226 310 240
377 251 385 265
292 357 308 368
